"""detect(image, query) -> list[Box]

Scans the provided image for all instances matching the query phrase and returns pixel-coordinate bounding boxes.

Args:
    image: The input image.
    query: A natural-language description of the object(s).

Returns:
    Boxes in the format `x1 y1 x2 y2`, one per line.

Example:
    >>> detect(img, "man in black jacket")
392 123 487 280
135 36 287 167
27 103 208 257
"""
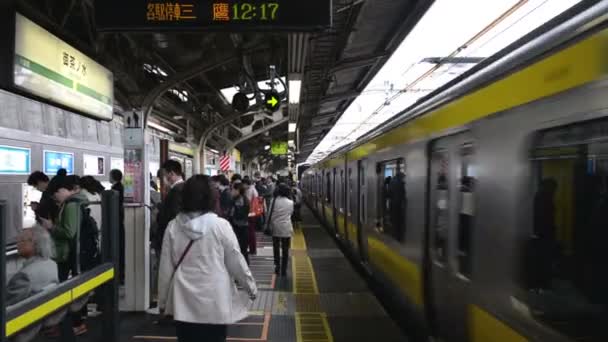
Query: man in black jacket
27 171 59 223
155 160 185 253
110 169 126 284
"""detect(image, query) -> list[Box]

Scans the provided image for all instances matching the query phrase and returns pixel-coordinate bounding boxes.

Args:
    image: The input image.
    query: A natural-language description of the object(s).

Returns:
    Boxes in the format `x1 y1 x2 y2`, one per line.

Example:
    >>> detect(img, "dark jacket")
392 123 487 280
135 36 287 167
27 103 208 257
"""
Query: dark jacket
111 182 125 225
36 190 59 222
219 187 233 219
231 196 249 227
155 181 184 251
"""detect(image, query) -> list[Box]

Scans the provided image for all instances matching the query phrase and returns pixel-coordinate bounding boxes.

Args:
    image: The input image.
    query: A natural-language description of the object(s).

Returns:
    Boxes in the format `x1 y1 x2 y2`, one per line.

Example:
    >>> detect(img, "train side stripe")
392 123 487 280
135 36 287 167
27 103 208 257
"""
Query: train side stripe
469 305 528 342
367 236 424 307
348 29 608 160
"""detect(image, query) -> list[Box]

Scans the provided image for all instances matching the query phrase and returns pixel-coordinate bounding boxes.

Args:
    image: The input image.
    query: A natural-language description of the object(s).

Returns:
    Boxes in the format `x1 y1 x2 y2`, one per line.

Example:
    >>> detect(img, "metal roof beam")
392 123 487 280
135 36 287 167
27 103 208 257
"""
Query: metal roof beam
421 57 485 64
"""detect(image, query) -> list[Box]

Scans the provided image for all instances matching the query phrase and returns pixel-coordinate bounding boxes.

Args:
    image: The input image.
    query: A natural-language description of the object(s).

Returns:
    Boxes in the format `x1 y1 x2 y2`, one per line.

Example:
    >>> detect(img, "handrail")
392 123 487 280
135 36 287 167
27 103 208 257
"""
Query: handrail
5 263 114 338
0 190 120 342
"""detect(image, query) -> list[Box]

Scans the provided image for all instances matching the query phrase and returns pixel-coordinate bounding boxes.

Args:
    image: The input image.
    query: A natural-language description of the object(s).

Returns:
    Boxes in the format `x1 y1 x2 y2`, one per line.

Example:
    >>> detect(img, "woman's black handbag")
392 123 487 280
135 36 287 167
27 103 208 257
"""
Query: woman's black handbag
264 199 276 236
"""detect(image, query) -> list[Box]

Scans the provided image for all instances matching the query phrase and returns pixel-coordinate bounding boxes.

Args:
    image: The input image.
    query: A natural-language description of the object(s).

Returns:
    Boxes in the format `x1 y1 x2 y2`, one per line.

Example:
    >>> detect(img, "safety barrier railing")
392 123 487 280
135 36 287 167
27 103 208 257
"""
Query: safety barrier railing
1 190 120 342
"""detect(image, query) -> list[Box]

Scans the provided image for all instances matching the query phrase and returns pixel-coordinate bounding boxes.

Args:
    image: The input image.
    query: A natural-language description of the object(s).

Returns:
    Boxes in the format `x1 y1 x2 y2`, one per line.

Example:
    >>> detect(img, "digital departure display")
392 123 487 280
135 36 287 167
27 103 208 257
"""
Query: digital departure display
94 0 332 31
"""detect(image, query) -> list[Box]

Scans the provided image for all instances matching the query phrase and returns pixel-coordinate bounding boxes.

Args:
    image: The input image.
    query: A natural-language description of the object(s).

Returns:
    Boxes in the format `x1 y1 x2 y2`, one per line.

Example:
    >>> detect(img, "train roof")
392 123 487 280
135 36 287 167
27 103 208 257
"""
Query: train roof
311 1 608 168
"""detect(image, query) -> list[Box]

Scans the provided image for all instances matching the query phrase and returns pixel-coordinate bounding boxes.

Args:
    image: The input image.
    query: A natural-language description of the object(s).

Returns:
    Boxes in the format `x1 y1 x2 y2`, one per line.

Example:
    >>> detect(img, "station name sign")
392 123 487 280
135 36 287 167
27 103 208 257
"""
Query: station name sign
94 0 332 31
13 13 114 121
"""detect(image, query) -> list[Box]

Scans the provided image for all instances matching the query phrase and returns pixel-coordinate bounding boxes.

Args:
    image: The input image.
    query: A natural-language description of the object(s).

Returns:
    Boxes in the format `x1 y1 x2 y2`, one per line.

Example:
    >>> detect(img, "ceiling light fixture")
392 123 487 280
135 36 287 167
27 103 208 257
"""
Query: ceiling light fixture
148 121 173 134
289 80 301 104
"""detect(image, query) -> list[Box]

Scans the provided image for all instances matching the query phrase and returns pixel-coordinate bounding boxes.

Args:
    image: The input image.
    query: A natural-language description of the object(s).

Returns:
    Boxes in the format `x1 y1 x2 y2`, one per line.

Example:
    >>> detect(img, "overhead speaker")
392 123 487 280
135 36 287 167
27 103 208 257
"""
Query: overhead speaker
232 92 249 113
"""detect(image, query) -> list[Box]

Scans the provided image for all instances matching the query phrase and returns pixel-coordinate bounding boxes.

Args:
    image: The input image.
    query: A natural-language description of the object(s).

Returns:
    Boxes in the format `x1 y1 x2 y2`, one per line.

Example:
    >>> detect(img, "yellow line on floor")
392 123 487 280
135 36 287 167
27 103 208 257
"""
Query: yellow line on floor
295 312 334 342
292 223 307 250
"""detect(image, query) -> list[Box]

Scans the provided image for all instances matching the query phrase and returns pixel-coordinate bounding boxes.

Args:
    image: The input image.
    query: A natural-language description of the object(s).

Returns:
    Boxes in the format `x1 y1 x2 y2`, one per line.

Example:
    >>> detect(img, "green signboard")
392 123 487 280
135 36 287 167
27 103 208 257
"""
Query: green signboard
271 141 288 155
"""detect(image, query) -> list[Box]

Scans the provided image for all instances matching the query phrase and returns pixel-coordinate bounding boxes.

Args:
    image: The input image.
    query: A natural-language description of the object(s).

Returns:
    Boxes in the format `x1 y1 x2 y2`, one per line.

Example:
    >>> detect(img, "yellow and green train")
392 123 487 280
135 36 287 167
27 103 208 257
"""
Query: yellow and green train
302 2 608 341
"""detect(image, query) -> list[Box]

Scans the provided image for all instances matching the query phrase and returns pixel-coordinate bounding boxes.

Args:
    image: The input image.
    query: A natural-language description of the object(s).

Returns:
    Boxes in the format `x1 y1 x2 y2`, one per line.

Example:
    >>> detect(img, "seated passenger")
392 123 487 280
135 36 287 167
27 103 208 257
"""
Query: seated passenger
7 226 58 305
158 175 257 342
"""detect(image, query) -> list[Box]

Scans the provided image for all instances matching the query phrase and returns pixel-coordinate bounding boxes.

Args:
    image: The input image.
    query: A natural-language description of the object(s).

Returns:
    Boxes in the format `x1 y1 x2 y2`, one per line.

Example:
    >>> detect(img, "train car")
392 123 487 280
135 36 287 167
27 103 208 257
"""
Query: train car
302 2 608 341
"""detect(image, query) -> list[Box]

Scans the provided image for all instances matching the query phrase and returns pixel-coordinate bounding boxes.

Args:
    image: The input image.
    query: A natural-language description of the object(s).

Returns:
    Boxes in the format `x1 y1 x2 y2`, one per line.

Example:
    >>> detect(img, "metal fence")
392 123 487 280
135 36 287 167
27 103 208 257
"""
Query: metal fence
1 190 120 342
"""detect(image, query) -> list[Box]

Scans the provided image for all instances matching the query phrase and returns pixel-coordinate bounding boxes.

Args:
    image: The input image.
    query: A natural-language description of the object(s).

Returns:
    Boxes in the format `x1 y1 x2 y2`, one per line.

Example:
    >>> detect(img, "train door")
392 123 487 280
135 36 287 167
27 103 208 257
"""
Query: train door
332 168 338 233
347 165 356 250
340 168 348 242
426 133 475 341
357 159 368 261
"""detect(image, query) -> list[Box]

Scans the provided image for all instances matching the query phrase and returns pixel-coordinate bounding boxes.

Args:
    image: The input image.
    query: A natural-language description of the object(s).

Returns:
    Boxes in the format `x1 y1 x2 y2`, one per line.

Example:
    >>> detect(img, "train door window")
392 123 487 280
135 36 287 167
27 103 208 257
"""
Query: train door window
348 168 353 216
333 169 337 208
359 160 366 224
431 149 449 264
340 169 345 212
326 172 332 204
457 143 475 278
376 158 406 242
521 117 608 340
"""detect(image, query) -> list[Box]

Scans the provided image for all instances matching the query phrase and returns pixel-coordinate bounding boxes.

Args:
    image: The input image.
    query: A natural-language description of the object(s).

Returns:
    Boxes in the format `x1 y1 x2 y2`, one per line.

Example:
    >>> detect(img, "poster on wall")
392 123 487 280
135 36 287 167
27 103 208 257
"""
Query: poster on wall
111 157 124 173
44 151 74 175
185 159 193 179
0 145 30 175
83 154 105 176
124 149 143 203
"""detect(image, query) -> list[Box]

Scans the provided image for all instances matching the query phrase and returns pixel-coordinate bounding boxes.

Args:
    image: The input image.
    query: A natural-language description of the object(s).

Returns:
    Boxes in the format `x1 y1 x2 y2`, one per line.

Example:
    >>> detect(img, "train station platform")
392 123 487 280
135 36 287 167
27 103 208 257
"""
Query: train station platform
55 205 408 342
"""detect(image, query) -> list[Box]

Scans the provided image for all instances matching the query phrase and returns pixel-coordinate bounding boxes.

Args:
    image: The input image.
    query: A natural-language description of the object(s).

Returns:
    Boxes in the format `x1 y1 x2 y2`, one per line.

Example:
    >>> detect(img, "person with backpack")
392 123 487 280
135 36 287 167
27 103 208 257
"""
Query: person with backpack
230 182 250 264
40 175 95 336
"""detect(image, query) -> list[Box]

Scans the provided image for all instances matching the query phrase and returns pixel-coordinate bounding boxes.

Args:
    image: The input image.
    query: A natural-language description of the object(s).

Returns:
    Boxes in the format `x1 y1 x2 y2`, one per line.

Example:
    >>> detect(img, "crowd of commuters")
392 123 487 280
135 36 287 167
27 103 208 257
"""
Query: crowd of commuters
12 161 302 342
15 168 125 336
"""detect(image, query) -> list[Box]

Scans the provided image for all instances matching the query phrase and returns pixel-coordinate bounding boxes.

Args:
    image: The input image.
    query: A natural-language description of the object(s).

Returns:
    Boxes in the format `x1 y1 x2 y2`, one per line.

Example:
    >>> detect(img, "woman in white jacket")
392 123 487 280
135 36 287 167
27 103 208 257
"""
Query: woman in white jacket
158 175 257 342
269 183 294 276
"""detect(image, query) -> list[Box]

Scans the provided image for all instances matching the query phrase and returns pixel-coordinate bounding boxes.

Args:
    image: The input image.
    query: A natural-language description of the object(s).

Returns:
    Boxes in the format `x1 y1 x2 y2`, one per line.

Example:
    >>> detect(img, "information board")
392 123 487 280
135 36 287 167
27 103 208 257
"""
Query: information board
94 0 332 31
83 154 105 176
13 14 114 120
0 145 30 175
43 151 74 175
271 141 288 155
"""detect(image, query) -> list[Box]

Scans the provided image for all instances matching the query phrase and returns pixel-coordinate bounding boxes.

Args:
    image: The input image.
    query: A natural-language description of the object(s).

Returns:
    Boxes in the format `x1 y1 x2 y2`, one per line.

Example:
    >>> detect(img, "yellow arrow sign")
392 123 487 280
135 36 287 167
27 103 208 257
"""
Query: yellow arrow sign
267 96 278 107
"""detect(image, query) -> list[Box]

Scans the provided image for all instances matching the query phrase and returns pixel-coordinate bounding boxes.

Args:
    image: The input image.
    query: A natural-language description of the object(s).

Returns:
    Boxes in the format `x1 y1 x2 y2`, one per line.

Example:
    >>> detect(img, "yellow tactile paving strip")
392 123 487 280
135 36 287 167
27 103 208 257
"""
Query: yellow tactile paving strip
292 222 333 342
292 253 318 294
295 312 334 342
291 223 307 250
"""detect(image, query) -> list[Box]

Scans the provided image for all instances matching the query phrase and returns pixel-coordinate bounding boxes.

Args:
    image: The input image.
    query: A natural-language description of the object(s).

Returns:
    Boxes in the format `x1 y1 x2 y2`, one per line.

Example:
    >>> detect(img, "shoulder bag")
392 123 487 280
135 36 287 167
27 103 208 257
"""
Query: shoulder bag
263 198 276 236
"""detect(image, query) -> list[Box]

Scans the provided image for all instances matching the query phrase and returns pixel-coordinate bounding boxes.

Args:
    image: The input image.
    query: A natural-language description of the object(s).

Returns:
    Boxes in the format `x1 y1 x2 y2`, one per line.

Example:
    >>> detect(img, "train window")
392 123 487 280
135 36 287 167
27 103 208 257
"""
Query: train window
376 158 406 242
431 149 449 264
348 168 353 216
326 172 332 204
359 161 366 224
521 118 608 340
340 169 345 212
457 144 475 277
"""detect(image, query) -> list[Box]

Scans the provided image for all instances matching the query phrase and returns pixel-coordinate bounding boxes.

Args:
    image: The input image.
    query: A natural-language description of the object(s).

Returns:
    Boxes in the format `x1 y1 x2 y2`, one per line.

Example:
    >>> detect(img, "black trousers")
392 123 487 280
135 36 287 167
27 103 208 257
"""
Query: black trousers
175 321 227 342
233 225 250 265
272 237 291 275
119 223 125 284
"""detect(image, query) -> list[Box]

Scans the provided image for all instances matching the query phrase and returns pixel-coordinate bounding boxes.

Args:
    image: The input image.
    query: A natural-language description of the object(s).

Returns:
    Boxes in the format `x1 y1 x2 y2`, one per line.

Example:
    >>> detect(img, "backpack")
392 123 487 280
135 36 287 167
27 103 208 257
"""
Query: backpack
67 198 100 272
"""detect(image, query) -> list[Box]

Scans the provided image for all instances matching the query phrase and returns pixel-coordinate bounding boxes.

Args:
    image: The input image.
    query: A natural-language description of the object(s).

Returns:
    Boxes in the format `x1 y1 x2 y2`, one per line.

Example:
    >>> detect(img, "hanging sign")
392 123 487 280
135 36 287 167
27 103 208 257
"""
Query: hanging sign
13 13 114 120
